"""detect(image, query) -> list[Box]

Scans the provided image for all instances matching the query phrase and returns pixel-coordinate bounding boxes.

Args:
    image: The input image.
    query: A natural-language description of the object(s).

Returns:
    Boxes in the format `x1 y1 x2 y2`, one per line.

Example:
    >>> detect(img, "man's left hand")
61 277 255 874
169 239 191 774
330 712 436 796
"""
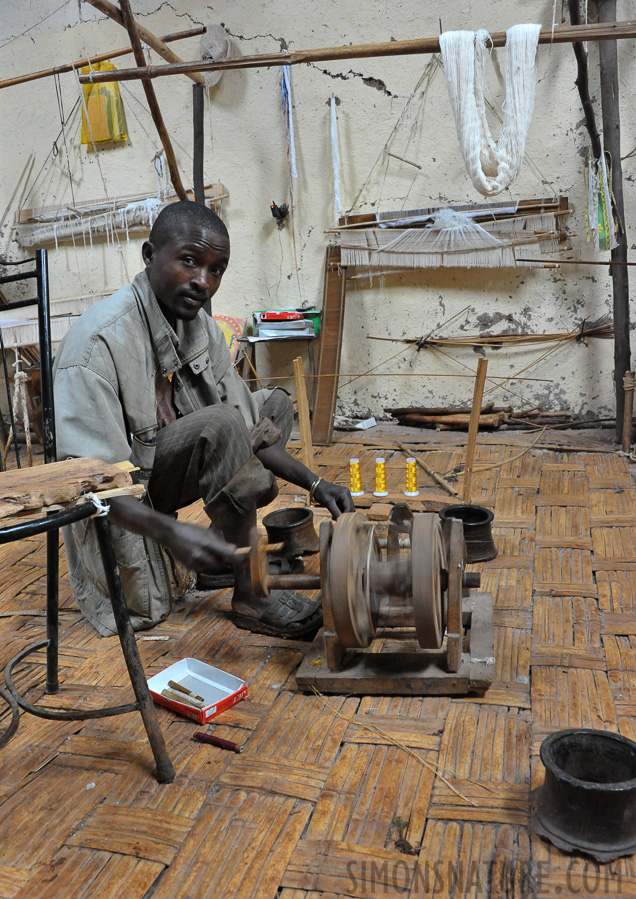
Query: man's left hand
312 478 355 519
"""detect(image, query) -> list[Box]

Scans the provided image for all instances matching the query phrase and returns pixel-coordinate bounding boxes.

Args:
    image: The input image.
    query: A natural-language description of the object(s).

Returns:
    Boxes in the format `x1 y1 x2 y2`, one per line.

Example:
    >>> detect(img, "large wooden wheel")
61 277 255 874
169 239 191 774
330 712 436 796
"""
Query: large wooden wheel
328 511 380 648
411 513 445 649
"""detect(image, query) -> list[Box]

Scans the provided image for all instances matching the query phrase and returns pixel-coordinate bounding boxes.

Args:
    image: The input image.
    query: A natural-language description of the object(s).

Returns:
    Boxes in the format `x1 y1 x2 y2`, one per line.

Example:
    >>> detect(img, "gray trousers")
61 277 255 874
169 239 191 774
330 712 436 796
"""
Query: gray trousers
147 389 294 520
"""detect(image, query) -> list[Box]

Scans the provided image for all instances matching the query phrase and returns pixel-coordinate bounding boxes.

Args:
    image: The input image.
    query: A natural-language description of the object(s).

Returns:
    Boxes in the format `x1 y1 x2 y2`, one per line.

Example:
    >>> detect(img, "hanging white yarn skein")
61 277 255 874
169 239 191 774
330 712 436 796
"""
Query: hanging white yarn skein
440 23 542 196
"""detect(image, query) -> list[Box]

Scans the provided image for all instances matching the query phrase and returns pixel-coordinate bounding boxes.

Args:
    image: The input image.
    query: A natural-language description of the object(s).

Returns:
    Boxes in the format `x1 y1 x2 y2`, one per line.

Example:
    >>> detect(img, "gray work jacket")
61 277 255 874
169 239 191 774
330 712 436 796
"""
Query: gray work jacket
54 271 263 636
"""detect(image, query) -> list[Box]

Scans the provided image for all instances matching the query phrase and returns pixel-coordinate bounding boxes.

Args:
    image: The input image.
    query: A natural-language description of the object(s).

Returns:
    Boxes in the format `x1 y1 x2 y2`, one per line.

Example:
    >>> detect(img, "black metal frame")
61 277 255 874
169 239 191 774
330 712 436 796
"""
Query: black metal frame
0 253 174 783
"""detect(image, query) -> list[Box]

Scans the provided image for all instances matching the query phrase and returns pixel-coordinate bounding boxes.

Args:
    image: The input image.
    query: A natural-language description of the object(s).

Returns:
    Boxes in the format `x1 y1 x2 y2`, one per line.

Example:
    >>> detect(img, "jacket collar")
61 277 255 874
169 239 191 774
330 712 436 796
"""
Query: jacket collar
133 270 210 377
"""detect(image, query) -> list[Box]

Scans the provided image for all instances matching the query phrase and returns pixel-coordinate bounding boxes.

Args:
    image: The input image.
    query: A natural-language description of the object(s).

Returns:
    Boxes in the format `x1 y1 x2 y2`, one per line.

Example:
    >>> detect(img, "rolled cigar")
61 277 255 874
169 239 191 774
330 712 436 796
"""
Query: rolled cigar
193 731 243 753
168 680 205 703
161 687 206 709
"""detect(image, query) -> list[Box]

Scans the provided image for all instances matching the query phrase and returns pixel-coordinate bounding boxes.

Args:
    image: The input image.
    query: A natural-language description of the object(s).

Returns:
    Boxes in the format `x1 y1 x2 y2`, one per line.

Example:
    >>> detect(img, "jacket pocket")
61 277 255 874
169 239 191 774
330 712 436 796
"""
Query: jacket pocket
131 425 158 473
109 527 151 617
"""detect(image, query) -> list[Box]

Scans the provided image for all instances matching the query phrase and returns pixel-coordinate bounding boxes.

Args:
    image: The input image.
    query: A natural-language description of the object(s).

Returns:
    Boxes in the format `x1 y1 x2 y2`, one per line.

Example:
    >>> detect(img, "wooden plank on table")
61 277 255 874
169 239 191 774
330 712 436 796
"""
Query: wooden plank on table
312 246 347 445
0 457 133 519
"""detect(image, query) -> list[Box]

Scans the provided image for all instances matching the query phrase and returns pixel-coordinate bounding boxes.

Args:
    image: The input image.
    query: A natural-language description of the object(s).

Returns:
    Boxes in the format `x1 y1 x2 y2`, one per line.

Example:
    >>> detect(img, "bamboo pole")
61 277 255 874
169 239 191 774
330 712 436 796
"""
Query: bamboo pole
78 20 636 84
598 0 631 443
622 371 635 453
118 0 187 202
85 0 207 85
0 26 205 91
293 356 314 476
516 257 636 266
568 0 603 159
462 357 488 504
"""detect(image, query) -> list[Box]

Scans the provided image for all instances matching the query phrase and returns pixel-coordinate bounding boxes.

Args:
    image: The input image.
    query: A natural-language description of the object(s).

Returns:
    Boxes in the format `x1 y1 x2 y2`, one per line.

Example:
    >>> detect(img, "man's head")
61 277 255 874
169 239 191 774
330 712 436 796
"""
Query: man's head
142 202 230 324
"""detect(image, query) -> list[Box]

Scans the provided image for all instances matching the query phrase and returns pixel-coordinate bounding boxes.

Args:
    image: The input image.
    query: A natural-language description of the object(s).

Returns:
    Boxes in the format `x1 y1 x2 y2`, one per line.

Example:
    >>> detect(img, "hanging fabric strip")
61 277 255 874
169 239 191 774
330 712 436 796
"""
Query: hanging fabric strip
281 65 298 179
330 97 344 224
599 147 618 251
585 150 598 244
439 23 541 196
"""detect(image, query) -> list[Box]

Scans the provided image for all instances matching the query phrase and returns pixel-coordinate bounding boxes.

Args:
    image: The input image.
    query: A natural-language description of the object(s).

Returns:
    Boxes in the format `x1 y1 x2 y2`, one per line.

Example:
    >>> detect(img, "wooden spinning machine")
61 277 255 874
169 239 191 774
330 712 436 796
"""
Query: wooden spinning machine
247 505 494 695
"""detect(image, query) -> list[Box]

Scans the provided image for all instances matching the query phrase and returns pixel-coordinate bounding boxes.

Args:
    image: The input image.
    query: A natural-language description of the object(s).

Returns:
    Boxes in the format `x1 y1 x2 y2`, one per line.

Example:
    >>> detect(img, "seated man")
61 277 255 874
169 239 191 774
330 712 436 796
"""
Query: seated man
53 201 353 639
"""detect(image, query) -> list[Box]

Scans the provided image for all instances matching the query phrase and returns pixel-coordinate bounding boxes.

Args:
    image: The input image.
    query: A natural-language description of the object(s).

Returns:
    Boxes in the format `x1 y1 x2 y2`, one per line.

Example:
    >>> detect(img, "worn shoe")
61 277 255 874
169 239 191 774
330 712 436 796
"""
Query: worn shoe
196 568 235 590
231 590 322 639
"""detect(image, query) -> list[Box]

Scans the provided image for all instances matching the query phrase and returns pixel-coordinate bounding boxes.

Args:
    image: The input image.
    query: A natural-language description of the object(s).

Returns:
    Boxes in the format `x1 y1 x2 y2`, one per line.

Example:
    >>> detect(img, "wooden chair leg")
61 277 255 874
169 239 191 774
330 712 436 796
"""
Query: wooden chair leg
45 527 59 694
93 516 175 784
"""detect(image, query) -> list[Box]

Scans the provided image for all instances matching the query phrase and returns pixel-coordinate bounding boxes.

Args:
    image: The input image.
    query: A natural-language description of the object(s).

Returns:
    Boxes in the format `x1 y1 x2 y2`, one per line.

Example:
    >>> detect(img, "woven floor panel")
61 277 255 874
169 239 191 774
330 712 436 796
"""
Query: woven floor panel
0 438 634 897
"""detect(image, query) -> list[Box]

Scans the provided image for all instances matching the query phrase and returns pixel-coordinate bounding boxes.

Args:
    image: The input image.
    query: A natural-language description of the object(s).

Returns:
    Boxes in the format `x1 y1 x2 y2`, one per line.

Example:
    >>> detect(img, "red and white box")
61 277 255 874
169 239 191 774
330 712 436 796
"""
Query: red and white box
148 658 247 724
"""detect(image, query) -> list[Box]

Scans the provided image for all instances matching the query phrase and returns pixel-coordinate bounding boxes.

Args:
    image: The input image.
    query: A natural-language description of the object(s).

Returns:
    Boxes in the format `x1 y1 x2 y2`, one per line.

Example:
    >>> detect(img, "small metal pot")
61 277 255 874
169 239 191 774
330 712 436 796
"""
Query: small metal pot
438 504 497 563
533 728 636 862
262 507 320 557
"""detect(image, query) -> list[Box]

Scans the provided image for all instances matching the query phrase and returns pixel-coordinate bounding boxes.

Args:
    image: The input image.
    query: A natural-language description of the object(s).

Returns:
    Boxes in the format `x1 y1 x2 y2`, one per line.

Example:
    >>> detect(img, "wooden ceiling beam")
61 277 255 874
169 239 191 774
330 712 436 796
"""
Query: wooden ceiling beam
79 19 636 84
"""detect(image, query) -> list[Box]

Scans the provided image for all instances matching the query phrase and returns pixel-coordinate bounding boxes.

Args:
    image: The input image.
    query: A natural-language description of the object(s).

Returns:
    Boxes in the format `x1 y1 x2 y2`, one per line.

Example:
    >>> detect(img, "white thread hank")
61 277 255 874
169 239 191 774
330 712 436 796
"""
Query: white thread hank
84 492 111 517
330 97 344 223
281 66 298 179
2 355 33 468
440 24 542 196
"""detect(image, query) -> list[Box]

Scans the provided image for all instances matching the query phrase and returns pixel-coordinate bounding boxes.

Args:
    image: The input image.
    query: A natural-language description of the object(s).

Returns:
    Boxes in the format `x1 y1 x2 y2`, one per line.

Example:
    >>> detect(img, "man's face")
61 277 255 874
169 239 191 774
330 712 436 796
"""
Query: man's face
142 221 230 322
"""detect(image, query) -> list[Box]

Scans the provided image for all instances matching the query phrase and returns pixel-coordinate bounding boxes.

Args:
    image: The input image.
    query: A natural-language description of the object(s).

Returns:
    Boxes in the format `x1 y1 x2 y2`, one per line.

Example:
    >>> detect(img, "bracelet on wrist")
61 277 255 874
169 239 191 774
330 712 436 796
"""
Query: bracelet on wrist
308 476 323 503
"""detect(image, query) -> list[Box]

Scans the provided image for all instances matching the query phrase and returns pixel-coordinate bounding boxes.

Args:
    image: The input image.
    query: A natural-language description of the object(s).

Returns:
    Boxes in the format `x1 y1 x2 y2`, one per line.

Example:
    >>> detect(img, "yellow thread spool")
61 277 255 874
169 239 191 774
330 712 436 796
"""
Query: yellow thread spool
404 457 419 497
373 457 388 497
349 457 364 496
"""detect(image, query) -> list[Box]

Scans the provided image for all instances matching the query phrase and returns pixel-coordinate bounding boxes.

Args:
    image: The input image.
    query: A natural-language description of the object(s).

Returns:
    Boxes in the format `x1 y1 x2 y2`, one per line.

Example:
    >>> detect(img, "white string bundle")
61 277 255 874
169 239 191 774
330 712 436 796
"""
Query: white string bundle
330 97 344 224
2 354 33 469
440 23 542 196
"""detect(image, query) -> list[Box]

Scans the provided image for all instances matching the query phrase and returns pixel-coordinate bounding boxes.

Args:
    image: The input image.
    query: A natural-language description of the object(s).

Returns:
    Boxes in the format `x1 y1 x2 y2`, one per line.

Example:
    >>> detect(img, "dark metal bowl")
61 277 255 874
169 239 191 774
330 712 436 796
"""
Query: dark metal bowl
533 728 636 861
438 504 497 562
262 507 320 557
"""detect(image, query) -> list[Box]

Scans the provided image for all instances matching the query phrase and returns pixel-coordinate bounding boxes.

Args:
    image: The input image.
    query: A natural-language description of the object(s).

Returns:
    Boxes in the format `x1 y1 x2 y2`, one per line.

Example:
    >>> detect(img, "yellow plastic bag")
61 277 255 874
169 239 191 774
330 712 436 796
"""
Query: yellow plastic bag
80 61 128 144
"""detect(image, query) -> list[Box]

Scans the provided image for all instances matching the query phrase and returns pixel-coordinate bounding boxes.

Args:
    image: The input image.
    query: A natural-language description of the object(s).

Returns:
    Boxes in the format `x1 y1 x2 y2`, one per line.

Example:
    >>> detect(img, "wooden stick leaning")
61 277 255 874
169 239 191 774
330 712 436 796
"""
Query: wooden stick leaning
293 355 315 477
462 357 489 505
0 26 205 91
112 0 187 200
85 0 207 85
397 443 459 496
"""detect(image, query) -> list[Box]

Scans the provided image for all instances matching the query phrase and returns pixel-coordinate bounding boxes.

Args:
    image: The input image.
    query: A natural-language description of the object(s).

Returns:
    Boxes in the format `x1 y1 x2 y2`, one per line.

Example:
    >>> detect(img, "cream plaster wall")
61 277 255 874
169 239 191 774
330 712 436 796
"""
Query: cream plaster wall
0 1 634 421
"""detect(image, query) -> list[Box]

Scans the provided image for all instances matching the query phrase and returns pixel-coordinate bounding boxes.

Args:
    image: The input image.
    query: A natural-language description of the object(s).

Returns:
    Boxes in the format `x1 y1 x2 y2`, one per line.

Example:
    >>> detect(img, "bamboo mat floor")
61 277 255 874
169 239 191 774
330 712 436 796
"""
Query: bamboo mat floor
0 433 634 898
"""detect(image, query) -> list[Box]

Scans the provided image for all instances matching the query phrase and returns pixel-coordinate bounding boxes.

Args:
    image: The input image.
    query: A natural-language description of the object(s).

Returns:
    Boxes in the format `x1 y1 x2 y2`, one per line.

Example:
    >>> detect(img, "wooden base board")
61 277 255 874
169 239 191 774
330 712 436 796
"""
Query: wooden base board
296 592 494 695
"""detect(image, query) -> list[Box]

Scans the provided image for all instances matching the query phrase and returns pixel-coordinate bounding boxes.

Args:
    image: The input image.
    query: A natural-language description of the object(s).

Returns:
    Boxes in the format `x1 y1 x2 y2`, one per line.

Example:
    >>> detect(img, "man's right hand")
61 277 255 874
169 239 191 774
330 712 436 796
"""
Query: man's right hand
164 520 237 573
108 495 237 572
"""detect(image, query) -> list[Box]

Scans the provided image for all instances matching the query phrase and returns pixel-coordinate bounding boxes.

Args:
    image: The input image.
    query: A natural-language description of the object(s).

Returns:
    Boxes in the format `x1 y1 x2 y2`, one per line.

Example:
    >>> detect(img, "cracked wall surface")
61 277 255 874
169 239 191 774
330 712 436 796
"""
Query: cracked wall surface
0 0 634 422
